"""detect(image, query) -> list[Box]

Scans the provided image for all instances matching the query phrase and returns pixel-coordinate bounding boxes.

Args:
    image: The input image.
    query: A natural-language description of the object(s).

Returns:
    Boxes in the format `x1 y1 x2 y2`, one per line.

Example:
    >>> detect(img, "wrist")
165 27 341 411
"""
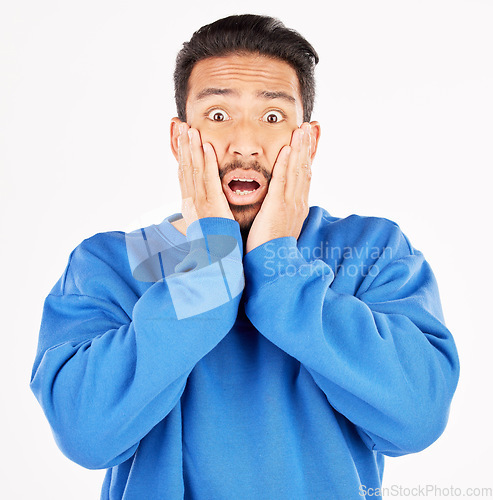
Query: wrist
186 217 244 261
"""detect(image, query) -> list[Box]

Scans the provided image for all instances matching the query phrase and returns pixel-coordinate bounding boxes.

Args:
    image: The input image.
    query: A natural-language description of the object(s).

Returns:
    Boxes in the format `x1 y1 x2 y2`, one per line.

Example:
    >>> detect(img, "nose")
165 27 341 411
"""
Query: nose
227 119 263 158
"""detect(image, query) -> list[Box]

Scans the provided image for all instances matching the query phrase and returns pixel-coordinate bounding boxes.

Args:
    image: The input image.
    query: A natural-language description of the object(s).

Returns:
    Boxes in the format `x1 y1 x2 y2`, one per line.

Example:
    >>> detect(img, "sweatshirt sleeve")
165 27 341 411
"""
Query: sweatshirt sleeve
30 217 244 470
242 220 459 457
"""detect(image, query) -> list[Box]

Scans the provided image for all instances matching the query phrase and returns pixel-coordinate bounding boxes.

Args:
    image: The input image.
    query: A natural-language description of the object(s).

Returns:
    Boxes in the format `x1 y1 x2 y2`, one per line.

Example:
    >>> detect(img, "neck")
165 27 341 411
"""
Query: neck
171 218 187 236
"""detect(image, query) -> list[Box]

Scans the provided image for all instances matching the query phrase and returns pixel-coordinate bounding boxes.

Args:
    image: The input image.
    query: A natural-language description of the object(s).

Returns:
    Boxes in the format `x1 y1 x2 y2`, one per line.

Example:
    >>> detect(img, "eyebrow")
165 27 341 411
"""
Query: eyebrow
256 90 297 104
194 87 297 104
195 88 239 100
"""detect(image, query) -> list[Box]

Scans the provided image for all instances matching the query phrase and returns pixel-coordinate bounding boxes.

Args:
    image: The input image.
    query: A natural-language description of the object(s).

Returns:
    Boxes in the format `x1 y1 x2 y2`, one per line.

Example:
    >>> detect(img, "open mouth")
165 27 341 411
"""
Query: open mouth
228 178 261 195
223 170 266 205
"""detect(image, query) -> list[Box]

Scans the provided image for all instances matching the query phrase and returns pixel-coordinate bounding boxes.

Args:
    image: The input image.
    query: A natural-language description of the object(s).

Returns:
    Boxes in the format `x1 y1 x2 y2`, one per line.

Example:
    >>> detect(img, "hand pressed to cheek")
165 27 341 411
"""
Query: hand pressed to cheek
284 123 312 211
177 123 198 223
271 122 313 227
245 123 314 254
176 122 234 228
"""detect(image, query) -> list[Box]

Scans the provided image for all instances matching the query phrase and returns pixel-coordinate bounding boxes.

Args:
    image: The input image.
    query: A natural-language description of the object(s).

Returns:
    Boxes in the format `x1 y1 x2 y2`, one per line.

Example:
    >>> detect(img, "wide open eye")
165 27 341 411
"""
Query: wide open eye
207 109 230 122
262 110 285 124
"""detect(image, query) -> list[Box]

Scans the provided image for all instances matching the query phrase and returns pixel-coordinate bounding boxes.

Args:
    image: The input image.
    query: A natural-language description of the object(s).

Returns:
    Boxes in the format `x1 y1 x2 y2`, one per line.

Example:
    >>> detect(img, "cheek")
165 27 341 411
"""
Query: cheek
196 129 227 158
264 130 294 164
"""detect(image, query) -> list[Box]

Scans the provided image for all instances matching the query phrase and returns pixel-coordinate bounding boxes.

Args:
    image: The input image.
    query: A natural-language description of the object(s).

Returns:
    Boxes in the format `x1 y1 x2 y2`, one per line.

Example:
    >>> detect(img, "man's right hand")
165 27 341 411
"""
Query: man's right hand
177 122 234 230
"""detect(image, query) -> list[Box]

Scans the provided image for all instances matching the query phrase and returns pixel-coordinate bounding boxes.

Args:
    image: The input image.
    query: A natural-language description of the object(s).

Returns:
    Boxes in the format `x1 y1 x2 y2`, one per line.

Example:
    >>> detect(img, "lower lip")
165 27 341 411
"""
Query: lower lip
224 183 265 205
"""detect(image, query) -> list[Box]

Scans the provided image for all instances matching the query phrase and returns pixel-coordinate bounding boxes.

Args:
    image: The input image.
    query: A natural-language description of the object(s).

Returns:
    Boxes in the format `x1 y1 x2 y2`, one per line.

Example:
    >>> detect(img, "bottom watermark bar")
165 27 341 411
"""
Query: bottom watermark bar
360 484 493 498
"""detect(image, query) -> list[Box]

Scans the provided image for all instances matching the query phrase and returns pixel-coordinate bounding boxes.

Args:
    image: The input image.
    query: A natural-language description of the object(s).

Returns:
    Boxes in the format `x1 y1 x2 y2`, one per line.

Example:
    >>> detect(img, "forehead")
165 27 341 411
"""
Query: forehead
187 53 301 104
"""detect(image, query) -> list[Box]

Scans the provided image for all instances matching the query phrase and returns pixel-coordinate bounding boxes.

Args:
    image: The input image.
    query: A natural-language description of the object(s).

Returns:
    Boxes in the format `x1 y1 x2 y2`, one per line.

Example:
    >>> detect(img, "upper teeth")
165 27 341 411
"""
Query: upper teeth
232 178 255 182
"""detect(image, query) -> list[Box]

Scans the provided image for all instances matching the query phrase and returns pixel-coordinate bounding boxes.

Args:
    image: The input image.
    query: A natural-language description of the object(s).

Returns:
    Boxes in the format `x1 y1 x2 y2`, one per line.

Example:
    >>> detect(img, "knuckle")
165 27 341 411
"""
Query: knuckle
302 163 312 180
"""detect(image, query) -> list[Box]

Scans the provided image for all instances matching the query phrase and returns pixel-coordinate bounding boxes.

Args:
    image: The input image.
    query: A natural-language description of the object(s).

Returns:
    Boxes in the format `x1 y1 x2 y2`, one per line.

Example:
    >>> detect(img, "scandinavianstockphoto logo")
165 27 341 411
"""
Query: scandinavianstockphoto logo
261 241 394 280
125 224 244 319
359 484 493 498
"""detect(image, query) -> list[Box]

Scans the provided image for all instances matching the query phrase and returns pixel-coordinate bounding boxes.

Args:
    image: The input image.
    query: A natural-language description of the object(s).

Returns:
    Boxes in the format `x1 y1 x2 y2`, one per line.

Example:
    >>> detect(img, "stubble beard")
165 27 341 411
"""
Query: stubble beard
219 159 271 241
230 202 262 240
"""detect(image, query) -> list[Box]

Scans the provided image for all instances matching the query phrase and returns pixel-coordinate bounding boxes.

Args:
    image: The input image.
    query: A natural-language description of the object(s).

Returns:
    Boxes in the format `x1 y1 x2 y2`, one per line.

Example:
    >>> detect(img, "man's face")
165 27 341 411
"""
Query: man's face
172 53 316 233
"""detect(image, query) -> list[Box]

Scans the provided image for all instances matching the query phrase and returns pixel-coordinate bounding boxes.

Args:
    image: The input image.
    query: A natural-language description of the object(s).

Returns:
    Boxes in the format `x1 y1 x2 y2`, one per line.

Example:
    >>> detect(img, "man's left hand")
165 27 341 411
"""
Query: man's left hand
245 122 313 254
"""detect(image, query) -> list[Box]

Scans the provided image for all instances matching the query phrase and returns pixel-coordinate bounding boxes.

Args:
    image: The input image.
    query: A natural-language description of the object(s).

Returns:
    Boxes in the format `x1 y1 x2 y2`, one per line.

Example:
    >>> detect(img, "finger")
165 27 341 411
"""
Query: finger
202 142 223 200
188 128 206 202
267 145 292 201
295 123 313 205
177 122 193 201
284 128 304 201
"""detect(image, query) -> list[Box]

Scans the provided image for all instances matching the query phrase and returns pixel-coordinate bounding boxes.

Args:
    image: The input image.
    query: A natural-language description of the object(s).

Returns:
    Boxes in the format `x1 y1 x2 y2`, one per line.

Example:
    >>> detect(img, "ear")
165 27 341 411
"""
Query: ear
308 121 321 163
170 117 185 162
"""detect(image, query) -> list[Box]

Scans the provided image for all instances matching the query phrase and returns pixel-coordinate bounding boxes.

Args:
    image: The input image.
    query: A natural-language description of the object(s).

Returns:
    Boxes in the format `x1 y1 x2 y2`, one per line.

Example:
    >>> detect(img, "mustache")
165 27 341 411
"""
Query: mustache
219 159 271 184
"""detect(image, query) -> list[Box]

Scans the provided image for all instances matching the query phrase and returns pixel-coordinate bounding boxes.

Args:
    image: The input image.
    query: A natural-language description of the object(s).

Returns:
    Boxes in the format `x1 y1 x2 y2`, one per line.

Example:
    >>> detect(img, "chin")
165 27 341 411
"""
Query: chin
230 202 261 235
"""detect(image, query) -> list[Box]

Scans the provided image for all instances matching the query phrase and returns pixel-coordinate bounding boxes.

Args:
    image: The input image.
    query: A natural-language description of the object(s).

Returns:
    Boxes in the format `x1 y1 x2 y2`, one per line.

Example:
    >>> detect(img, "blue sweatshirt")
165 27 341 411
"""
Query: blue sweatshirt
30 206 460 500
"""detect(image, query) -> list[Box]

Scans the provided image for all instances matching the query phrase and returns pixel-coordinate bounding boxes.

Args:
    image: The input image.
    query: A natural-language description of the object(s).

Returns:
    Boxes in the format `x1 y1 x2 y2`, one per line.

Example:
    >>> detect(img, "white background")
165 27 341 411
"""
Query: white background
1 1 492 498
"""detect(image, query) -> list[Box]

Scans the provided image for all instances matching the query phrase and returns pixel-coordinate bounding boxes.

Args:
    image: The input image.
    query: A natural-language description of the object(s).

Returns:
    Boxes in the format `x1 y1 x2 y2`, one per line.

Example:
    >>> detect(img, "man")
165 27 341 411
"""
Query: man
30 14 460 500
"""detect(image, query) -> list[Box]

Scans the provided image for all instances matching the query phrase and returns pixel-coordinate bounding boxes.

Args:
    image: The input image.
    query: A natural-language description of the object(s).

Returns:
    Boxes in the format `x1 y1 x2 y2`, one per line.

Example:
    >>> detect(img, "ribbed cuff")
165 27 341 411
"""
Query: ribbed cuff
186 217 243 260
168 217 245 319
243 237 307 297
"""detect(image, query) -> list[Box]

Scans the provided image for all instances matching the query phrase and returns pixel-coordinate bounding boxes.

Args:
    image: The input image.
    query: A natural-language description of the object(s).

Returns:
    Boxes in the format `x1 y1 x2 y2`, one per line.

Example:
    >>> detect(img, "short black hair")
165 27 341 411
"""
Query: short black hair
174 14 319 123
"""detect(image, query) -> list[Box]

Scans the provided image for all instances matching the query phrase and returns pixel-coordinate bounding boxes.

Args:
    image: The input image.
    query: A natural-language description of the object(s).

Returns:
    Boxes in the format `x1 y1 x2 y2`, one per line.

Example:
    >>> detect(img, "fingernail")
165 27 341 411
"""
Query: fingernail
179 123 186 134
